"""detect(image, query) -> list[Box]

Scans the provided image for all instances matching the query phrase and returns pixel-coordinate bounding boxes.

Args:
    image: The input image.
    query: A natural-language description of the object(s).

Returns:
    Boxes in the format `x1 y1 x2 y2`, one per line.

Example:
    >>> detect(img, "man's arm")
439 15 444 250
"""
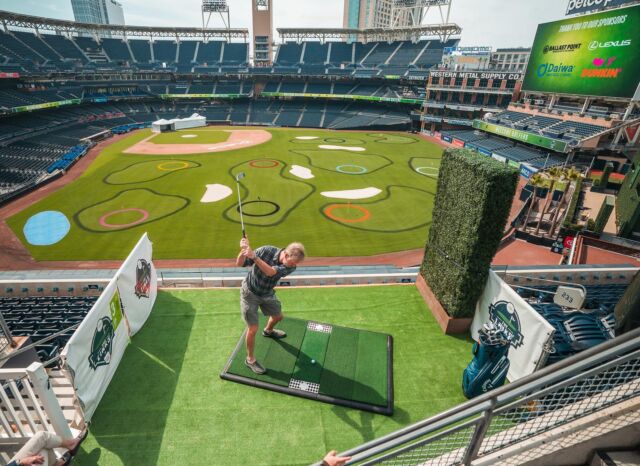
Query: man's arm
246 250 277 277
238 238 277 276
236 249 247 267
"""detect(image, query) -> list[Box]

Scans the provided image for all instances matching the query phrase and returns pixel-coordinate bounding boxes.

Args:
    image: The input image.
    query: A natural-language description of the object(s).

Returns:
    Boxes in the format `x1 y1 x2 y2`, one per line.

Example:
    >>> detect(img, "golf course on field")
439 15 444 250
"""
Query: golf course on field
8 127 443 261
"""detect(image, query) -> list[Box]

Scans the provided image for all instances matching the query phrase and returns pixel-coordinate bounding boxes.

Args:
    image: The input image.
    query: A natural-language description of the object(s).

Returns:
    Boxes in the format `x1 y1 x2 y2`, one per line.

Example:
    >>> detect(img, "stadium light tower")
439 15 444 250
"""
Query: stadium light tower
202 0 231 40
389 0 454 41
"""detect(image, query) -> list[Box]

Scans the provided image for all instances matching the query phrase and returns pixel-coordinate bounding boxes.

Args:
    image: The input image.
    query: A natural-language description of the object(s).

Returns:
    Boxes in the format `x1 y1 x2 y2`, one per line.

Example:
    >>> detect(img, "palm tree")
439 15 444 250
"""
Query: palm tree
548 167 583 237
523 172 547 232
535 166 563 236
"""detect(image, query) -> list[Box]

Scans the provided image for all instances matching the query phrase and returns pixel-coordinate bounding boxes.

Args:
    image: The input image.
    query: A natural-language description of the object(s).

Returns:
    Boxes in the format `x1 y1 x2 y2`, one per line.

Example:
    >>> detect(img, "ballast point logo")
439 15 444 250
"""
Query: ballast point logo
536 62 575 78
543 43 582 54
581 56 623 78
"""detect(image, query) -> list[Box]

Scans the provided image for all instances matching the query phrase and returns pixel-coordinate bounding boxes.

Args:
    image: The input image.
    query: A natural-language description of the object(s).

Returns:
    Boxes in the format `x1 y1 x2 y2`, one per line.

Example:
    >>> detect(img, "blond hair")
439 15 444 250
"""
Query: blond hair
286 242 306 261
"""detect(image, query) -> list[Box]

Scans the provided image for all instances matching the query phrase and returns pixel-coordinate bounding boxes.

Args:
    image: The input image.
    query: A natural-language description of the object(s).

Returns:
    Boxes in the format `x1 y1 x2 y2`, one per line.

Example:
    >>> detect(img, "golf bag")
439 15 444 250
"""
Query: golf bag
462 324 510 399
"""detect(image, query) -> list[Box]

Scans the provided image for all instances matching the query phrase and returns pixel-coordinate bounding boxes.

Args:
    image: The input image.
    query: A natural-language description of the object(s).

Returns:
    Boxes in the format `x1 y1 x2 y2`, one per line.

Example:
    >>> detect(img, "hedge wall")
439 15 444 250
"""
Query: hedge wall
616 153 640 239
420 149 518 318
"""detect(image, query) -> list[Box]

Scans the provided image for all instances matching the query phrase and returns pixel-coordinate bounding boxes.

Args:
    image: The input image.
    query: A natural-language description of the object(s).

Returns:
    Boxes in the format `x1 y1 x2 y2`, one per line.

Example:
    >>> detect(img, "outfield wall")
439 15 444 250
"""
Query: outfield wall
0 265 636 297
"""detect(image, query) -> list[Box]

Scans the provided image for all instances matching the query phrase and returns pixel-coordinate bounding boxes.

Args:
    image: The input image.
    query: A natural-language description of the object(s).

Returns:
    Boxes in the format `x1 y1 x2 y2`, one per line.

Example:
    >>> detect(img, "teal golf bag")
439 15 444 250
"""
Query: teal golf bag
462 324 510 399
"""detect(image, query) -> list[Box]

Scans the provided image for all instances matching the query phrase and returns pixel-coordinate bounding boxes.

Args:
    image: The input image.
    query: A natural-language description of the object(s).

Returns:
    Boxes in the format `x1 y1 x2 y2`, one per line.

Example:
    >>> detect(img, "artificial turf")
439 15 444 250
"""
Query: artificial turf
222 316 392 413
73 285 473 466
7 128 443 261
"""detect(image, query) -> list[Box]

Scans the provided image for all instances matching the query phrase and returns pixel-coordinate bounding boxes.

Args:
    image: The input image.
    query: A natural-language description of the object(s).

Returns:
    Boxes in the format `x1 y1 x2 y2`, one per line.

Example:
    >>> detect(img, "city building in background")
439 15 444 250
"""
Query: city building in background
342 0 454 40
441 46 492 71
491 48 531 72
70 0 125 25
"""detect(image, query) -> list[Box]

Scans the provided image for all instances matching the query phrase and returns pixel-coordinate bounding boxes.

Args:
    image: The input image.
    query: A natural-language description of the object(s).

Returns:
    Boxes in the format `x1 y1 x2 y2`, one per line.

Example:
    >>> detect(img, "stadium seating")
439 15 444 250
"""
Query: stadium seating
129 39 152 63
153 40 178 63
302 42 328 64
516 283 627 365
0 296 97 367
101 38 133 62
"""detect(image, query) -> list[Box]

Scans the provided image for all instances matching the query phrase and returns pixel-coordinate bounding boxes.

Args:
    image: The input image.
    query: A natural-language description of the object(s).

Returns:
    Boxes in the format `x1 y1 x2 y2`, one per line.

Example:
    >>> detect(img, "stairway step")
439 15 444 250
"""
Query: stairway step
591 449 640 466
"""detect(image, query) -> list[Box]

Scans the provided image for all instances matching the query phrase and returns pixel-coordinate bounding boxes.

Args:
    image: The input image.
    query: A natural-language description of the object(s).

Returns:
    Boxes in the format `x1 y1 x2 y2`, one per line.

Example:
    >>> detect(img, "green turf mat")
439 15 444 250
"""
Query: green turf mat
291 328 330 384
319 326 359 400
225 316 307 387
221 317 393 414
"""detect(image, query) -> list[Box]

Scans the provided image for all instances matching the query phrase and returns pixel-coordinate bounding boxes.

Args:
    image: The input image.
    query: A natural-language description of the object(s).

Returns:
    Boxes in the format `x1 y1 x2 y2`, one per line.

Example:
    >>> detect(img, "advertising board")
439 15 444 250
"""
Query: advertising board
523 5 639 98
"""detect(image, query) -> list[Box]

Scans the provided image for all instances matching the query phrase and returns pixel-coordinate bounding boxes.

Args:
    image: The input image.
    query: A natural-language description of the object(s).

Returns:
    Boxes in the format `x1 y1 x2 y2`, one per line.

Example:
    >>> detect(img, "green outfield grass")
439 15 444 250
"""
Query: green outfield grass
73 286 473 466
150 129 230 144
7 128 443 261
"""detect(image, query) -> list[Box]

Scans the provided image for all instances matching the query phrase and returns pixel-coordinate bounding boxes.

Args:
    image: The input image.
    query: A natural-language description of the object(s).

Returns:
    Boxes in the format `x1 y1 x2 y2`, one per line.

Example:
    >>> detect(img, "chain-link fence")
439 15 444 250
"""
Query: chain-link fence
328 328 640 466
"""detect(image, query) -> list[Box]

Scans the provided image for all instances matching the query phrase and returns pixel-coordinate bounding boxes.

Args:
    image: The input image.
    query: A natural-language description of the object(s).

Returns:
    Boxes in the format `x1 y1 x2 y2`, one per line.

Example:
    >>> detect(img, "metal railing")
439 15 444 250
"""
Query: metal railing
0 363 73 443
323 327 640 466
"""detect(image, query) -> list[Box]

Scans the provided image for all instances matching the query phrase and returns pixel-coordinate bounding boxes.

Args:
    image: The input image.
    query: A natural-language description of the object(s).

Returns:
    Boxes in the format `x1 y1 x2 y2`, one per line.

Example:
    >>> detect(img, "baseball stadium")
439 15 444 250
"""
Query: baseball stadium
0 0 638 465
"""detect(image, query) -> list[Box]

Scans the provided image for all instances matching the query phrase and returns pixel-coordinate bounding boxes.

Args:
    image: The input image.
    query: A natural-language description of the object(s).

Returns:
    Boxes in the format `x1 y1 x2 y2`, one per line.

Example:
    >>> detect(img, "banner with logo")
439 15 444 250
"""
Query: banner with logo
115 233 157 335
472 270 555 381
62 280 129 420
566 0 637 16
62 233 157 420
523 4 639 98
473 120 569 152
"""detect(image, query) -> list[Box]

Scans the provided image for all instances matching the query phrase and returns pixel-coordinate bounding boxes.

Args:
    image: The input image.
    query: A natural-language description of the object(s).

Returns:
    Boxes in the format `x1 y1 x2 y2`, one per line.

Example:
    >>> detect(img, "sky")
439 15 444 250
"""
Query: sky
0 0 569 49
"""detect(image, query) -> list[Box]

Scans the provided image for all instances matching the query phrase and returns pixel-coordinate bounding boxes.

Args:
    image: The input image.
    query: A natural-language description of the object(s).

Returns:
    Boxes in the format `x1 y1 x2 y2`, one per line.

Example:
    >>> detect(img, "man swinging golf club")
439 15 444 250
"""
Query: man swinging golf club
234 171 305 374
237 237 305 374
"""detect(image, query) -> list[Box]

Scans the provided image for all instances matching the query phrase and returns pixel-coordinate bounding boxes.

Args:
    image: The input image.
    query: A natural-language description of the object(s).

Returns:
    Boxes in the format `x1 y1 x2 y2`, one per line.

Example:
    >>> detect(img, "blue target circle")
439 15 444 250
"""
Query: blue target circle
23 211 70 246
336 165 368 174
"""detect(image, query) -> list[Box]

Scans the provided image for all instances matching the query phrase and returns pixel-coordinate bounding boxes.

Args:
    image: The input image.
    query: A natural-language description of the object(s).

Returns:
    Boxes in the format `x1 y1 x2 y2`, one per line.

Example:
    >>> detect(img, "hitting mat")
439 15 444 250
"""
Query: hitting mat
220 316 394 415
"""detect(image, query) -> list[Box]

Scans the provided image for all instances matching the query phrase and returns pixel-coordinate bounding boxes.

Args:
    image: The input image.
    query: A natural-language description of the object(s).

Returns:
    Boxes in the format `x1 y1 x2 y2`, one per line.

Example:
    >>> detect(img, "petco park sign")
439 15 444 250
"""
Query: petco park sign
566 0 636 15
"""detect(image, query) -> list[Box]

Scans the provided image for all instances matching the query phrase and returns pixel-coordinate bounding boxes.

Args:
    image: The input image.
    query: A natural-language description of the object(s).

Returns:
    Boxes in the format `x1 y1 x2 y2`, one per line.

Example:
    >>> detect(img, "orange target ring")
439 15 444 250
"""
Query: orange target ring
324 204 371 223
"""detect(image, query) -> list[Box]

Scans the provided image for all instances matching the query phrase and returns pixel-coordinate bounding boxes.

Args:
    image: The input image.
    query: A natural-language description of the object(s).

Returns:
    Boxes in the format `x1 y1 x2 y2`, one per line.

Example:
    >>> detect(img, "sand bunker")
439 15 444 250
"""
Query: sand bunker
289 165 314 179
320 187 382 200
318 145 366 152
200 184 232 203
124 130 272 155
182 134 198 138
295 136 318 140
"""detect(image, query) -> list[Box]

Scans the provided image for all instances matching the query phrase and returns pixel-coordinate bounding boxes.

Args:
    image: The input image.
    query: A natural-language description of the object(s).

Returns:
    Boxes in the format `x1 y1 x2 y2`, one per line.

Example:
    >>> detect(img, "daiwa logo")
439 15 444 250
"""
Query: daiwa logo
88 317 114 370
536 62 575 78
488 301 524 348
588 39 632 50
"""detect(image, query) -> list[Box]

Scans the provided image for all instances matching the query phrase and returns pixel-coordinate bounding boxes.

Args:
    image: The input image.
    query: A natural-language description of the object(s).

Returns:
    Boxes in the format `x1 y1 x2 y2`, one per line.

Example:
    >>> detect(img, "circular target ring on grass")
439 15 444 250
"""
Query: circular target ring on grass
99 208 150 228
157 161 191 171
324 137 347 143
415 166 439 177
238 200 281 217
324 204 371 223
336 165 368 174
249 159 280 169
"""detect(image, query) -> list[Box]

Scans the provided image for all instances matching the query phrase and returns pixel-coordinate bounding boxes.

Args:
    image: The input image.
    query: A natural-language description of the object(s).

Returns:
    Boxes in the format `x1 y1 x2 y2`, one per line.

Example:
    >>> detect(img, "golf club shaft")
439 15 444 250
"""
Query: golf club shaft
235 180 246 238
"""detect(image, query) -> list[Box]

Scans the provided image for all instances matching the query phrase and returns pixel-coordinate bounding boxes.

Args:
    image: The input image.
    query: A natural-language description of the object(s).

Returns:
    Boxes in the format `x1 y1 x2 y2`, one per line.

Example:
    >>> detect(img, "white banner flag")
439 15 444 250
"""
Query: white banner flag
115 233 157 335
62 280 129 421
472 270 555 381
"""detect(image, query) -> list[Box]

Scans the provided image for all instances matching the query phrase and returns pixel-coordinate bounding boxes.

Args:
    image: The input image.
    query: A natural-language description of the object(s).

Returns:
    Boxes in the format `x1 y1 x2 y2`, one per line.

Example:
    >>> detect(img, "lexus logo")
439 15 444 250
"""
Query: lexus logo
589 39 632 50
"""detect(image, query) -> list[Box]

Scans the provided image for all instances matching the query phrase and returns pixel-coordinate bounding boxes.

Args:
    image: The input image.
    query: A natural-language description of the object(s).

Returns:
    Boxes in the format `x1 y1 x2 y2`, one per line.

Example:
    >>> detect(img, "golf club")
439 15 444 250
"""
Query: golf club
235 172 246 238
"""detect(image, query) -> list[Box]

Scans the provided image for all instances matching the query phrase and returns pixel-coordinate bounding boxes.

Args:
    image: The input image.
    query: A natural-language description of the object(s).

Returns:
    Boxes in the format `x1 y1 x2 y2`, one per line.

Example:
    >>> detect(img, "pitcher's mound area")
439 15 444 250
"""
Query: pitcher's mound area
124 129 272 155
220 316 393 415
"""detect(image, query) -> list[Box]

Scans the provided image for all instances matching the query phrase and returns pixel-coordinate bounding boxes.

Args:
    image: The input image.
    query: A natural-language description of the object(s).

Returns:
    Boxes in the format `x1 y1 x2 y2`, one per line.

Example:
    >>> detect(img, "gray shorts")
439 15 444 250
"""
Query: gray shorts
240 281 282 326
